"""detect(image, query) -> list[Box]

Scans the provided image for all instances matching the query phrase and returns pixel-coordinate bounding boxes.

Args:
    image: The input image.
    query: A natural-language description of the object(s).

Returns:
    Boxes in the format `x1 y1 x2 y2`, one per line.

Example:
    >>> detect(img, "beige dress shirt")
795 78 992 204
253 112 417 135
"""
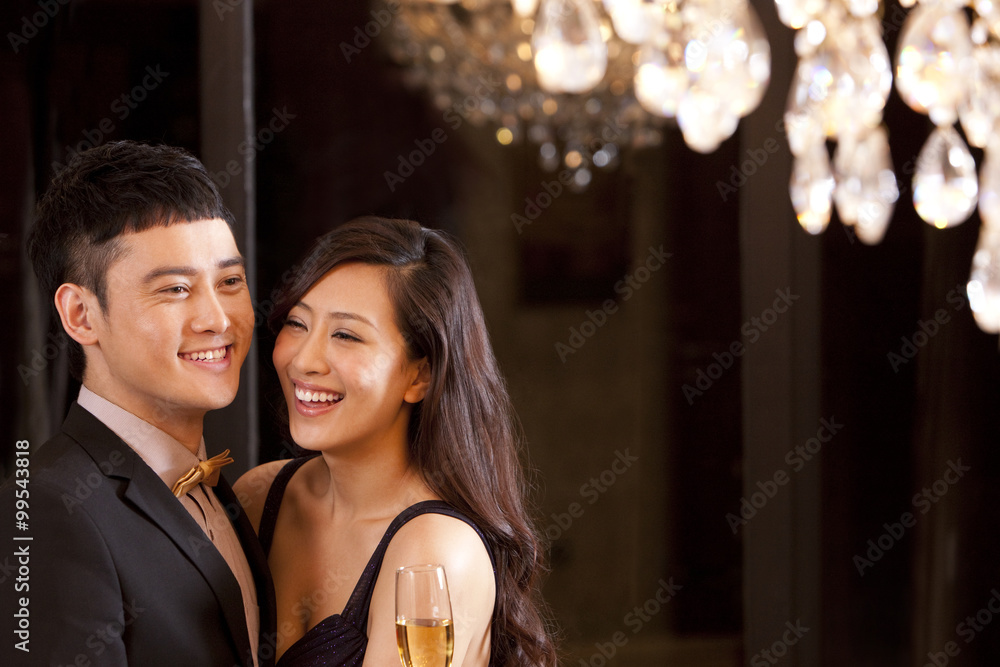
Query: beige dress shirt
77 385 259 667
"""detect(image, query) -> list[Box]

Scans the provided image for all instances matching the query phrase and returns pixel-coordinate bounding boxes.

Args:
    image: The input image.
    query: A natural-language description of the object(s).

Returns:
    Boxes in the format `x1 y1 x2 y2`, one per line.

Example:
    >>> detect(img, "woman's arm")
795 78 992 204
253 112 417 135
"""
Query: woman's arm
364 513 496 667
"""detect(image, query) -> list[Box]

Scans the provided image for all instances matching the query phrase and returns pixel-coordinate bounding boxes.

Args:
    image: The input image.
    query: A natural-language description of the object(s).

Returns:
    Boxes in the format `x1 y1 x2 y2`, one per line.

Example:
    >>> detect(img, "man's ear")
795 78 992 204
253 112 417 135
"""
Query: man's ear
54 283 101 347
403 358 431 404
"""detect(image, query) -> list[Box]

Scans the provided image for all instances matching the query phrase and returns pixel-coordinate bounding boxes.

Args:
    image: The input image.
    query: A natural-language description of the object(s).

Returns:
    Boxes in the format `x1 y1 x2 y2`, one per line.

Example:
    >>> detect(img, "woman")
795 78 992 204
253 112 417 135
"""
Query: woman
236 217 557 666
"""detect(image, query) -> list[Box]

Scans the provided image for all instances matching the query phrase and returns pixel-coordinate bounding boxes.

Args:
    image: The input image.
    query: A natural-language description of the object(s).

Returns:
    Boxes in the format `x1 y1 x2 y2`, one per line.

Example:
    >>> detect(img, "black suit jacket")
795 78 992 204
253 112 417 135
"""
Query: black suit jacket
0 403 276 666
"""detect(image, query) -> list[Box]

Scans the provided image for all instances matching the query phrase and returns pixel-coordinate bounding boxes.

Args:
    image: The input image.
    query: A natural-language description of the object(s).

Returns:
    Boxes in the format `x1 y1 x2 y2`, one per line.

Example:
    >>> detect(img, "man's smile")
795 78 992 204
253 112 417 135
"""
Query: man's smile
178 345 231 362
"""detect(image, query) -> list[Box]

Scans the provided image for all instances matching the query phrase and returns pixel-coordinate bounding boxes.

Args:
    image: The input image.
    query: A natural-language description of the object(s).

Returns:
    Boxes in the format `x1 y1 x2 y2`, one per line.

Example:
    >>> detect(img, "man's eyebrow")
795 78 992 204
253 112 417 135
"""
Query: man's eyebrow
141 256 245 283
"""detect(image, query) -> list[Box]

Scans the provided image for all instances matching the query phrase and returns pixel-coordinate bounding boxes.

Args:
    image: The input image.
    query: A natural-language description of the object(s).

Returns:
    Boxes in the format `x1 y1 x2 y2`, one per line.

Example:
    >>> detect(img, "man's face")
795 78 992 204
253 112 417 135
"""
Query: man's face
85 219 253 432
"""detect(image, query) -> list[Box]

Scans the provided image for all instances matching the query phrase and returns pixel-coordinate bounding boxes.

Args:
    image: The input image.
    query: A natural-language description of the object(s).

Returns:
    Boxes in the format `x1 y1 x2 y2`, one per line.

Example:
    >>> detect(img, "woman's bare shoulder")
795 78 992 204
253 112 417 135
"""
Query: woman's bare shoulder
368 512 496 666
232 459 292 533
383 511 496 607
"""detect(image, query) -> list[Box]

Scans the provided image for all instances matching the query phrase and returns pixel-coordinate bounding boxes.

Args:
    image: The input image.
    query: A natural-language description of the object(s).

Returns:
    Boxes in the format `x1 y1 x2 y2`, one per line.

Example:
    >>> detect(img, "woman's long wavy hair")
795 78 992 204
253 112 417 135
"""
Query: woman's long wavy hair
268 216 557 666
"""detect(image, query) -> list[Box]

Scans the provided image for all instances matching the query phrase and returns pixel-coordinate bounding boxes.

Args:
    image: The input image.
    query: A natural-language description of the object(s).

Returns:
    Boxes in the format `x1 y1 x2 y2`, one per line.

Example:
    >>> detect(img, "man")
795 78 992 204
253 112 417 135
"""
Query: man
0 141 274 666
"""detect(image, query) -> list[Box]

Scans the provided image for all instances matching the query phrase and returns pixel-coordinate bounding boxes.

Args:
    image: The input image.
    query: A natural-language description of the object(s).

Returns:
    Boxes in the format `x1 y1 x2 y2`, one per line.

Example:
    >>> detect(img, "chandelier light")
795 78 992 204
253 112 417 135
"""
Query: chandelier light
387 0 772 190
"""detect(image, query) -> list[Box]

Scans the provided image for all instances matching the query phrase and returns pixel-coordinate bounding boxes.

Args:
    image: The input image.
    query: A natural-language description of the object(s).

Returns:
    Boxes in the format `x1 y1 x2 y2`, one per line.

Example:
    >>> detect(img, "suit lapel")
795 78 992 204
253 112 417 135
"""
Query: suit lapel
63 404 254 666
216 477 277 667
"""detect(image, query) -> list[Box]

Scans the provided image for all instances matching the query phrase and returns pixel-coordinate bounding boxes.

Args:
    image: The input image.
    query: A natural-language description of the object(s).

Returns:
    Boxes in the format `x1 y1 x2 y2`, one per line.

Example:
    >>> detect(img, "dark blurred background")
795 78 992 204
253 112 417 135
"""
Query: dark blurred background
2 0 999 664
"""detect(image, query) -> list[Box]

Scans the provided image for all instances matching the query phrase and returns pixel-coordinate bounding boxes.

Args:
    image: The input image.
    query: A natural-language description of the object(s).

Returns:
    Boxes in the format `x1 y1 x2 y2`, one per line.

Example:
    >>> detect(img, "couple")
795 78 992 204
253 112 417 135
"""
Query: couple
1 141 556 666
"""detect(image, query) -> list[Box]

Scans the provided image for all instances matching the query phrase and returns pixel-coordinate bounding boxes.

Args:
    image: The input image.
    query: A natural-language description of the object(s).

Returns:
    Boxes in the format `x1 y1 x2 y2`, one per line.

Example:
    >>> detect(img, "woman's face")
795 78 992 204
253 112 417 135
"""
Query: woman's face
273 262 428 454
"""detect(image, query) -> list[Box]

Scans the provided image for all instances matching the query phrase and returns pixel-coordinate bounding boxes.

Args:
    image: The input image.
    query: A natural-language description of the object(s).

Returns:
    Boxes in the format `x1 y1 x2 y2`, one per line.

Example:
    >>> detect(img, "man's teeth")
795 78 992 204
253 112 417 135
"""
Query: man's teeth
180 347 227 361
294 387 343 403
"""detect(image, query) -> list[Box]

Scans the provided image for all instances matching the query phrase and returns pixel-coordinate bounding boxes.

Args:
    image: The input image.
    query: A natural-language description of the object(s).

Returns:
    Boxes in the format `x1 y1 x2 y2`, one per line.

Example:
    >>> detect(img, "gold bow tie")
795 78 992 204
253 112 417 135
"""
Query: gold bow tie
171 449 234 498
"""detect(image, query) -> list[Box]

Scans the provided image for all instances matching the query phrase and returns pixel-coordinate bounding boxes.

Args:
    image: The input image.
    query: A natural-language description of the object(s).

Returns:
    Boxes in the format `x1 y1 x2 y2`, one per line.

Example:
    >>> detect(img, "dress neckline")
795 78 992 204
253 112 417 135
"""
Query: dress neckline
273 498 463 665
260 455 496 667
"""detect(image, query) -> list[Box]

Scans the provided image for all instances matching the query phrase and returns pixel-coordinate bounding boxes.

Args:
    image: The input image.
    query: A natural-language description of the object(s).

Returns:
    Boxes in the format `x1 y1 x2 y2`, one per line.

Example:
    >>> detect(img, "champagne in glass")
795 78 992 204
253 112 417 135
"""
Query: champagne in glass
395 564 454 667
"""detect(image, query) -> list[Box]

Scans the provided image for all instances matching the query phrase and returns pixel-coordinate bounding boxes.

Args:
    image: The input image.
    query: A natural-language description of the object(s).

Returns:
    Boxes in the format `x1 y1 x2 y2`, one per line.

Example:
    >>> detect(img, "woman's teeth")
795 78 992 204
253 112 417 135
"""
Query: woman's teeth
295 387 343 403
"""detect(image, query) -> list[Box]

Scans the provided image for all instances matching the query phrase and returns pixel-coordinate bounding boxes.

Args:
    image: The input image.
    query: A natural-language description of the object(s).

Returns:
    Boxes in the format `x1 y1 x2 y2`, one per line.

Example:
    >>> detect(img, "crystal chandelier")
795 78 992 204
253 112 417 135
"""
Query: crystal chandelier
387 0 1000 337
386 0 771 189
780 0 1000 334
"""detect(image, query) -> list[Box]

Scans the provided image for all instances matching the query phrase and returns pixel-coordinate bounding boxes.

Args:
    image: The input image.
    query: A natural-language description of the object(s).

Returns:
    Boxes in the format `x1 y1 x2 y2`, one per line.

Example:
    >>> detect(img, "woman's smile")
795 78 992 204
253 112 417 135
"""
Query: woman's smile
292 381 345 416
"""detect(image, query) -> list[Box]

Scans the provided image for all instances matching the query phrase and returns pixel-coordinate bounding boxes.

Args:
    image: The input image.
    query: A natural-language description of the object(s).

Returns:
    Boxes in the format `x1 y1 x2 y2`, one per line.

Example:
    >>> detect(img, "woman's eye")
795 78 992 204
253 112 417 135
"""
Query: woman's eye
283 319 306 330
333 331 360 342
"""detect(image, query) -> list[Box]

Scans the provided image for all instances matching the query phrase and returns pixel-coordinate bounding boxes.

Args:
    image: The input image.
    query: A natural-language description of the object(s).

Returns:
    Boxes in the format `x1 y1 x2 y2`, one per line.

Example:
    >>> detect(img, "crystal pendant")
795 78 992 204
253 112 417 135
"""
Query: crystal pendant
533 0 608 94
967 224 1000 333
785 61 826 156
602 0 663 45
634 42 689 118
959 46 1000 148
735 2 772 117
839 17 893 127
677 87 739 153
798 16 892 137
683 0 771 117
913 125 979 228
846 0 879 19
895 3 973 126
833 126 898 245
774 0 826 29
979 139 1000 228
974 0 1000 41
791 143 836 235
513 0 540 17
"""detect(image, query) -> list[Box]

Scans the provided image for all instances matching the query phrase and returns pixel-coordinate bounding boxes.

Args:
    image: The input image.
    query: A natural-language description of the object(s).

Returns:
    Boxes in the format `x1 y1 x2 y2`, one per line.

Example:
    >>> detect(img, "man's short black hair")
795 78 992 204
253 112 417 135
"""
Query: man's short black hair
28 140 236 381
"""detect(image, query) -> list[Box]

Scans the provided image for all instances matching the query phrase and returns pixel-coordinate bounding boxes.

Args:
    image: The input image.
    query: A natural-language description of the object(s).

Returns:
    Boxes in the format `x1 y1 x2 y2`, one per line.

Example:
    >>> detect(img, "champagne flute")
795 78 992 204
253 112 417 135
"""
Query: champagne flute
395 563 455 667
